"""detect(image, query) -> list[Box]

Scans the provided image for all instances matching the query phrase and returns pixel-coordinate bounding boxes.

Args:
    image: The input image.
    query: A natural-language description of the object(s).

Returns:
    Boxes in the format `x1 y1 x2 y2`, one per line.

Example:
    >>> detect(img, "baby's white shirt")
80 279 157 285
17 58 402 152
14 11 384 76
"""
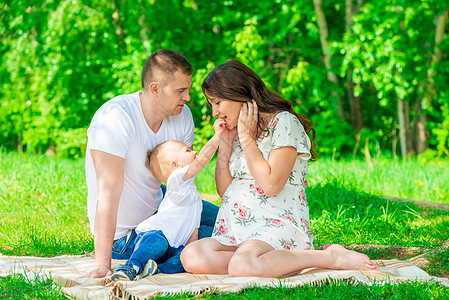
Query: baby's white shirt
136 164 202 247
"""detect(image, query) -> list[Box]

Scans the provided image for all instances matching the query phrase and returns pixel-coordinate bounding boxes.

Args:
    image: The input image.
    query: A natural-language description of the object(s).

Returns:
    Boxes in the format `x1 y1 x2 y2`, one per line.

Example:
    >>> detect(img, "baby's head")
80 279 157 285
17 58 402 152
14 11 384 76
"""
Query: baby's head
146 140 197 182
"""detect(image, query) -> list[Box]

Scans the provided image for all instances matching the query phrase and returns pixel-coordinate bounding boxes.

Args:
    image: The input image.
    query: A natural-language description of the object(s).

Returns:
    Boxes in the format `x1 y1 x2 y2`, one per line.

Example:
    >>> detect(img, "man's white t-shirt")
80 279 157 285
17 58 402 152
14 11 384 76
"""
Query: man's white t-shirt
136 164 202 248
85 91 195 240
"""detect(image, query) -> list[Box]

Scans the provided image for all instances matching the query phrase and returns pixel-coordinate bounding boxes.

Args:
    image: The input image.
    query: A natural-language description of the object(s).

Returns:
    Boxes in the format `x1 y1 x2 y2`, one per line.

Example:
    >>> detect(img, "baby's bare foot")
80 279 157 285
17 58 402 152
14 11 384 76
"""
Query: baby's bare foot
326 244 378 271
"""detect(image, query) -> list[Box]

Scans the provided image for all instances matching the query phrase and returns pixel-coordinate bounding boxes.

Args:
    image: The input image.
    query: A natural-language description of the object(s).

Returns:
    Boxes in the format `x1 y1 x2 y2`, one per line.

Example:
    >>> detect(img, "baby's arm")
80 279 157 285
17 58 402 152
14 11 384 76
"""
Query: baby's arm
185 228 198 246
183 119 225 181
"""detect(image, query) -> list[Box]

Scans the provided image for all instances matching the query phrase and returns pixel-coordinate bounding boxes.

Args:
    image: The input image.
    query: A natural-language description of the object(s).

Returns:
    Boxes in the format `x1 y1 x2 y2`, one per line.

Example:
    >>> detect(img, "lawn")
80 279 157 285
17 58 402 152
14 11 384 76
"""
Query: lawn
0 149 448 298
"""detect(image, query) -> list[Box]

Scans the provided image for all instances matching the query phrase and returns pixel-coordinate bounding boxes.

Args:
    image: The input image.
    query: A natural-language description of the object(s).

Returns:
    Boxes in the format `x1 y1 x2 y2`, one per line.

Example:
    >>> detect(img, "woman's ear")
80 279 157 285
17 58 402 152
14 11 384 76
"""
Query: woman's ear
170 160 179 168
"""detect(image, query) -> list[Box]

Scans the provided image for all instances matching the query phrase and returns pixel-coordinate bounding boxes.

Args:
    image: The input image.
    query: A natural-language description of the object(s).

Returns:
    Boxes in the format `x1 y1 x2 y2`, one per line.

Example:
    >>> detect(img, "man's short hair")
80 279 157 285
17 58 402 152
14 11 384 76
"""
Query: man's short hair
141 49 193 90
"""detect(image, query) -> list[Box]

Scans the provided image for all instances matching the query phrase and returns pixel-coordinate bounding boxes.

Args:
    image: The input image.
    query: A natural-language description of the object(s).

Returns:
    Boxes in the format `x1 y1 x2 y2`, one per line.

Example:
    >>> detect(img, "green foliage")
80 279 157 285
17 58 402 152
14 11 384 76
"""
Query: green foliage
1 1 448 158
433 103 449 157
427 248 449 278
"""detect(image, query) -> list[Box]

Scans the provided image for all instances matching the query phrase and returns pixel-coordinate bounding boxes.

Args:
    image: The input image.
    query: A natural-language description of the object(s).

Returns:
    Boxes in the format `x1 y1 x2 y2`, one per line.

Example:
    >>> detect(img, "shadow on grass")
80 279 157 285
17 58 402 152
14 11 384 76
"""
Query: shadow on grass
307 180 449 251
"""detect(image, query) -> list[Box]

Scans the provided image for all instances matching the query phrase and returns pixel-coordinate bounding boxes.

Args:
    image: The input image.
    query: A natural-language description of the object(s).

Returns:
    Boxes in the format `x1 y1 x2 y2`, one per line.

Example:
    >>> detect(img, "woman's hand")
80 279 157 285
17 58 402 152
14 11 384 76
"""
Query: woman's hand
238 100 258 144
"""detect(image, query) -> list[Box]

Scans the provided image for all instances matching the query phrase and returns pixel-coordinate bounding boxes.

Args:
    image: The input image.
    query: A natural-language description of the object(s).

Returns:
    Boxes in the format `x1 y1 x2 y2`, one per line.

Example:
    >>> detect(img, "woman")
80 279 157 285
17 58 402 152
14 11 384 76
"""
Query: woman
181 60 378 277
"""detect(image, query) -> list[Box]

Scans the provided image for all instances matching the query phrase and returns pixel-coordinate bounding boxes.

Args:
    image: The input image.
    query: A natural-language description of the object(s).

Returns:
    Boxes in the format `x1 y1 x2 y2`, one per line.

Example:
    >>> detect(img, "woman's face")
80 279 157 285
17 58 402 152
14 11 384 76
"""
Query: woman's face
208 96 244 129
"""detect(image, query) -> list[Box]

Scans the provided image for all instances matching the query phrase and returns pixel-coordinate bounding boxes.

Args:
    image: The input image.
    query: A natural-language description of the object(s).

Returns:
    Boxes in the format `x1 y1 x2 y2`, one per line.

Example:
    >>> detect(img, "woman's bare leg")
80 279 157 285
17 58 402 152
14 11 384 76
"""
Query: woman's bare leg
181 238 237 274
228 240 378 277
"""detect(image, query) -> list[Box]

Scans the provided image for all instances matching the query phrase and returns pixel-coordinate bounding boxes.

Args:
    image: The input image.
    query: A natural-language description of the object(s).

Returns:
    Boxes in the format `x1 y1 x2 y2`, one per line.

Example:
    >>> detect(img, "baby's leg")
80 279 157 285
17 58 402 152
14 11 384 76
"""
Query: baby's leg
158 246 185 274
128 230 169 272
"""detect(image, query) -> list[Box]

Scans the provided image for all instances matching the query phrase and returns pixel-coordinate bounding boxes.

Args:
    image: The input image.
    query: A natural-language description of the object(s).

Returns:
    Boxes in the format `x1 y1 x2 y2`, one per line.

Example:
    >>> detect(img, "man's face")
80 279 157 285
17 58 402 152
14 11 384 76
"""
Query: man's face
160 70 192 116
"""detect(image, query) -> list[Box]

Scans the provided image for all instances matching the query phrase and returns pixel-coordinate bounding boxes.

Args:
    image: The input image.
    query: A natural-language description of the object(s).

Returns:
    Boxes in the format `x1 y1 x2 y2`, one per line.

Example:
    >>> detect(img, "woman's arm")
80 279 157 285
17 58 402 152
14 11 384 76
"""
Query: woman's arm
238 101 297 197
242 140 297 196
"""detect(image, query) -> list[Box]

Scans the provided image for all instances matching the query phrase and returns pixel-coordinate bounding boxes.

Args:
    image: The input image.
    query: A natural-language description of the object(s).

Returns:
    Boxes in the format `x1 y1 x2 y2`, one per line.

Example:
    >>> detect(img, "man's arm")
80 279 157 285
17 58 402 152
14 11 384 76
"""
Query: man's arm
81 150 124 278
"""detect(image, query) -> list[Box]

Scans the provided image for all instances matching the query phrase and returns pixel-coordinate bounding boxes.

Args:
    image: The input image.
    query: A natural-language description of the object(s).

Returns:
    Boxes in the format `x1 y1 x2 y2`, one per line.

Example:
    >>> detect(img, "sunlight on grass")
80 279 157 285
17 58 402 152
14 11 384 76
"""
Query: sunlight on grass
154 280 449 299
0 273 67 299
307 158 449 204
1 150 448 298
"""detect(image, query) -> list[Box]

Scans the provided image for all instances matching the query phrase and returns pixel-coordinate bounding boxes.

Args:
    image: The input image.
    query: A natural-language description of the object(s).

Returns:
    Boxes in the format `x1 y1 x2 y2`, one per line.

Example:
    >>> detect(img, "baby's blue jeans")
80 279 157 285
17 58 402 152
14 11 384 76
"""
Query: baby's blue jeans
112 185 219 273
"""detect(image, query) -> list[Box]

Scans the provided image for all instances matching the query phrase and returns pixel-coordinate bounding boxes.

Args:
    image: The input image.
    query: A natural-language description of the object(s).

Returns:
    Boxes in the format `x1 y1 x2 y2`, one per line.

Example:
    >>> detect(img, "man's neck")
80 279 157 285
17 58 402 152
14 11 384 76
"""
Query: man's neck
140 91 167 133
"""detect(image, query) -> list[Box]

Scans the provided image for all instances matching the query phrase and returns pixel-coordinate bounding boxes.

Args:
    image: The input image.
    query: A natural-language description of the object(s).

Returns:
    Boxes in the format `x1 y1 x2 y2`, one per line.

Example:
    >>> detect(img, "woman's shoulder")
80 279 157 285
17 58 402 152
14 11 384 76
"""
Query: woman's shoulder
269 111 302 128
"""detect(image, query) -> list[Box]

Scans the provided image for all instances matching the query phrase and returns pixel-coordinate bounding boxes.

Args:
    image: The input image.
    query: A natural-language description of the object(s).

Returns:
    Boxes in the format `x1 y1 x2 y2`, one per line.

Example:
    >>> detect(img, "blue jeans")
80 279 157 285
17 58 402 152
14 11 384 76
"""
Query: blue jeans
112 186 219 273
120 230 184 274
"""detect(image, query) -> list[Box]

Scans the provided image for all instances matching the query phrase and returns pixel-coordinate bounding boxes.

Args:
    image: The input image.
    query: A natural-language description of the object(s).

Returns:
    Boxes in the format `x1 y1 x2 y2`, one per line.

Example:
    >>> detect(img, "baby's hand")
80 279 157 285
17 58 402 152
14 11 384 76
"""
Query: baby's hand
213 118 227 136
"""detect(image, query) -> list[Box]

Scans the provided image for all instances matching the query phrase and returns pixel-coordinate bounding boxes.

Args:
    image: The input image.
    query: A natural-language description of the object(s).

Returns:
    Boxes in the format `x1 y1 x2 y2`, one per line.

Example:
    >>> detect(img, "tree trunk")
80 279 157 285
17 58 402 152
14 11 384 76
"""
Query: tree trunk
404 100 413 154
392 126 397 160
431 9 448 70
313 0 346 121
414 84 428 154
429 10 448 102
137 0 154 42
17 134 23 152
112 0 126 52
398 99 405 157
417 9 448 153
347 67 363 130
346 0 363 130
398 98 411 157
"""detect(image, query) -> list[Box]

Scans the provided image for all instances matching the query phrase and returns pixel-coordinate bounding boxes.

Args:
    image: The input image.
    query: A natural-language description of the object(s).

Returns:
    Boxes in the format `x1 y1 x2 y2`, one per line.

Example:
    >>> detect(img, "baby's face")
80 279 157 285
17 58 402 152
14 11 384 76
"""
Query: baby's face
169 141 197 167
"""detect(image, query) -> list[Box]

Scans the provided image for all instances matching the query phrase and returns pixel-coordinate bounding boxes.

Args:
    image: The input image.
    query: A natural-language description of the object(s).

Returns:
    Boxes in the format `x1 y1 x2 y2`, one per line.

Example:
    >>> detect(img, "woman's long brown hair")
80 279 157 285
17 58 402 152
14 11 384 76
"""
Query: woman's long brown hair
202 59 317 161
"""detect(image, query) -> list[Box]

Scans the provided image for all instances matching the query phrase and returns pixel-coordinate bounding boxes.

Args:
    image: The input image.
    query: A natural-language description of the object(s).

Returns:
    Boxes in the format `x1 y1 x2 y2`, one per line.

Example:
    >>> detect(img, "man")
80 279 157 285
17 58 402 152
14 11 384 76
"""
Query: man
82 49 218 278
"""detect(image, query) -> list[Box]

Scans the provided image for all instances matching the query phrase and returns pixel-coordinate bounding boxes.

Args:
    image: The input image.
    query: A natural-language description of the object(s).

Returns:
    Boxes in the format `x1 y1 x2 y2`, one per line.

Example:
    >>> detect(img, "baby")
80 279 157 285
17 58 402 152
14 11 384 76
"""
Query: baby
111 119 224 281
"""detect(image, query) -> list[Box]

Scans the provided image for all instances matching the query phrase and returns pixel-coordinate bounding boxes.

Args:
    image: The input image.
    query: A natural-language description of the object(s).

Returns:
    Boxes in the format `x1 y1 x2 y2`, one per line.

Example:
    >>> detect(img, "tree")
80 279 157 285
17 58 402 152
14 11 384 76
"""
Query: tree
313 0 346 122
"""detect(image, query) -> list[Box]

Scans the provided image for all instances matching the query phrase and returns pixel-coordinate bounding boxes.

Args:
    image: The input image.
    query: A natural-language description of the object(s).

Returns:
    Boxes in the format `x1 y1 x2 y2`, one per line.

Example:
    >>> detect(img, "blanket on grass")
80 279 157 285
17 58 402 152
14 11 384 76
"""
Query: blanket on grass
1 254 448 299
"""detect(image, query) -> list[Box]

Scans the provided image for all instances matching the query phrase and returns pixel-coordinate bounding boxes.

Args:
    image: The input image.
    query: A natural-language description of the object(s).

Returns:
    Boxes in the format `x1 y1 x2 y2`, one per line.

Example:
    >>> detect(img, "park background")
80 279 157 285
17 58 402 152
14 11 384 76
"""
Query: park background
1 0 449 298
1 0 449 161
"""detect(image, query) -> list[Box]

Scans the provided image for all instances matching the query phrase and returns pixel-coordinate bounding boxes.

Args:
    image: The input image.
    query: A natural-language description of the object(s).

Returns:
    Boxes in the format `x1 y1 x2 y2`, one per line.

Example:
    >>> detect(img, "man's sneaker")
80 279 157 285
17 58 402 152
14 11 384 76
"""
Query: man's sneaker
111 264 137 281
136 259 158 280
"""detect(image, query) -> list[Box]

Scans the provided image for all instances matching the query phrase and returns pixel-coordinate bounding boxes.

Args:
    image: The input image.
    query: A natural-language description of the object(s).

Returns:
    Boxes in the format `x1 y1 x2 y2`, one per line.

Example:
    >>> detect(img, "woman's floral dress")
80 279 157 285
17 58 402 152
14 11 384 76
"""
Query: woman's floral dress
212 111 314 250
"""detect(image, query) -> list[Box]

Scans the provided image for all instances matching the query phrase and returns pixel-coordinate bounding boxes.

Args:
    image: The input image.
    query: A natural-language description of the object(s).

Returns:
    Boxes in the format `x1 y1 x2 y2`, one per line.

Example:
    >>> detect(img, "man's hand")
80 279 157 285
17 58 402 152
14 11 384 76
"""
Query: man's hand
80 265 112 278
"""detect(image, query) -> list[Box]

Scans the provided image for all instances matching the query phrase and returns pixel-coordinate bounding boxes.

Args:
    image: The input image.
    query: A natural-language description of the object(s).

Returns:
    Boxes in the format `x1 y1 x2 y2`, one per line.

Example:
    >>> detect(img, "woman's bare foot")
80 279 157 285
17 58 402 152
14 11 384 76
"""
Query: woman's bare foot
326 244 379 271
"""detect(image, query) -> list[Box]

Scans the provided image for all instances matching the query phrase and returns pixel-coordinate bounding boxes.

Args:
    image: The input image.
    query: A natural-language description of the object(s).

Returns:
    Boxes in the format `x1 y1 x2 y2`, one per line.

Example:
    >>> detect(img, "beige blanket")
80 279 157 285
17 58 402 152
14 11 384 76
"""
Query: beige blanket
1 254 448 299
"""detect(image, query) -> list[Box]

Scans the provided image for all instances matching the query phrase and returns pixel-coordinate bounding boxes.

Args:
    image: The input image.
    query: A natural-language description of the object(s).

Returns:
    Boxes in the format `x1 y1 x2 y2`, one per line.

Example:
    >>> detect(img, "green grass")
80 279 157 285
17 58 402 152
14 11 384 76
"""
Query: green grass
155 280 449 299
1 149 448 298
307 157 449 204
0 273 67 299
1 275 446 299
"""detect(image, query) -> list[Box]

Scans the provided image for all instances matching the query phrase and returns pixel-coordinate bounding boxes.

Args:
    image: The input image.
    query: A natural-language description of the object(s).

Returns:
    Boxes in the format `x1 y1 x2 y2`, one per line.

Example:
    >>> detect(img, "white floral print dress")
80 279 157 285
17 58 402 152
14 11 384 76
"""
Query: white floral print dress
212 111 314 250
